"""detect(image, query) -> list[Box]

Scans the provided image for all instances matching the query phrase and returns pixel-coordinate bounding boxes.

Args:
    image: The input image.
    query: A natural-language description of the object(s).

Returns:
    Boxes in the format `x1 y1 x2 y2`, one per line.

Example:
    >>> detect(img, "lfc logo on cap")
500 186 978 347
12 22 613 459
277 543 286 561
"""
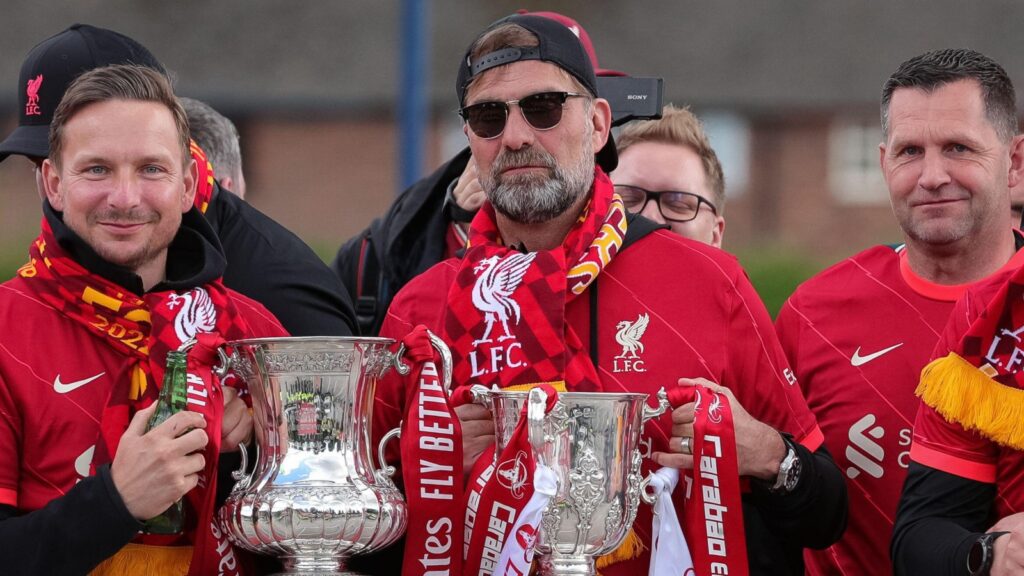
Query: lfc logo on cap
25 74 43 116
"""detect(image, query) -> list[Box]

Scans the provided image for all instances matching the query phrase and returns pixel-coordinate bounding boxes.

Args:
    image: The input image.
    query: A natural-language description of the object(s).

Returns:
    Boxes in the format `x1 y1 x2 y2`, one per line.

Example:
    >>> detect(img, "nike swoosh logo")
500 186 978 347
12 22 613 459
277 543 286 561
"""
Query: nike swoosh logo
851 343 903 367
53 372 105 394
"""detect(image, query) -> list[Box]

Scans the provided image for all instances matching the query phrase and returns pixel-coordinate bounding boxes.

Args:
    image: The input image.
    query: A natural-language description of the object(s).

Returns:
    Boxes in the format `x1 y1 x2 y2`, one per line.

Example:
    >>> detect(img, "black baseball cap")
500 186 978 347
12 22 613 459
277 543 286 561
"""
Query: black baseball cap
0 23 165 162
456 14 617 172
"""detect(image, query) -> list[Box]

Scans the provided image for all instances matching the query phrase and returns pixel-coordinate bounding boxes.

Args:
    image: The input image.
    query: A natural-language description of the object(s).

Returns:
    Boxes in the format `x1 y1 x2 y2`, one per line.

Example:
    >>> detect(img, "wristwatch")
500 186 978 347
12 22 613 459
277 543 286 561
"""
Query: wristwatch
967 531 1008 575
769 433 802 494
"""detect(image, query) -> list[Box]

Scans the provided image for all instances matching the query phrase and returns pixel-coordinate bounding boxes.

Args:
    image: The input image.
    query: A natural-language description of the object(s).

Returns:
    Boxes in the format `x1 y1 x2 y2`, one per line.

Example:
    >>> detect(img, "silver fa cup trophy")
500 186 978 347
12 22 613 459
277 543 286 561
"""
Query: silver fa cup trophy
473 386 670 575
218 335 451 575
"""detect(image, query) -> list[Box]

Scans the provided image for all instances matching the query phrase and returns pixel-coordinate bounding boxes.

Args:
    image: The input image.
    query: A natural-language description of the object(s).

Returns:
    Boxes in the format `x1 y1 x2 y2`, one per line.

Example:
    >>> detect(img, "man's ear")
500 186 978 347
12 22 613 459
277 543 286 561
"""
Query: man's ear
878 142 890 186
41 159 64 211
220 175 235 195
1007 134 1024 189
711 216 725 249
182 158 198 212
590 97 613 154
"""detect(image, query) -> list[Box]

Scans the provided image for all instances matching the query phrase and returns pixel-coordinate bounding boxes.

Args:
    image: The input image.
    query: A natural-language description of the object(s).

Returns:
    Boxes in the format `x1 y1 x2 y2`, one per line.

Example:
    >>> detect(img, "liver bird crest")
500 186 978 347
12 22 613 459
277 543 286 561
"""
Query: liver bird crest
25 74 43 115
471 252 536 346
615 313 650 359
167 287 217 344
26 74 43 98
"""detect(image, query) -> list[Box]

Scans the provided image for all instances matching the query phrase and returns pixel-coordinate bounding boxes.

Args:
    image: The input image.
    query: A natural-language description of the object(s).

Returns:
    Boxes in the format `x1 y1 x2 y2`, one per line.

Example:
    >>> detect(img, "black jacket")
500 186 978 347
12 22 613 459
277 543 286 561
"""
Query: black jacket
332 148 472 335
208 183 357 336
745 443 848 574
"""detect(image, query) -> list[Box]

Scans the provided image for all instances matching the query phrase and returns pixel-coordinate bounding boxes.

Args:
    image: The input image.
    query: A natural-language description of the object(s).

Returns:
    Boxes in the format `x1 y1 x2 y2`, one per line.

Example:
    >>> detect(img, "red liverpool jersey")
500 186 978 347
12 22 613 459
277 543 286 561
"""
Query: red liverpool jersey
911 260 1024 516
776 245 1024 575
0 277 286 513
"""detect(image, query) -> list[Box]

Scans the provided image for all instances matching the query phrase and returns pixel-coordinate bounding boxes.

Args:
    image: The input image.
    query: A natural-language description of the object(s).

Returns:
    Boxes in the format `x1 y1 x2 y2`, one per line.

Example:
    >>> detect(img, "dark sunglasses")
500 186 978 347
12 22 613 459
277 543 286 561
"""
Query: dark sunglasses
614 184 718 223
459 91 588 139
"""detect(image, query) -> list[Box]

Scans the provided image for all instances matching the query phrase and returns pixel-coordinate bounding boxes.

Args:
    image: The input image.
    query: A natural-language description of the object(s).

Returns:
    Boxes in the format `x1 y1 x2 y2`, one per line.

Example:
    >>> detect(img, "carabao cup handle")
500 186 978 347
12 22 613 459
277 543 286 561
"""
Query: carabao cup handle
638 388 674 503
468 384 492 407
527 387 548 454
375 427 402 480
643 388 671 423
640 471 659 506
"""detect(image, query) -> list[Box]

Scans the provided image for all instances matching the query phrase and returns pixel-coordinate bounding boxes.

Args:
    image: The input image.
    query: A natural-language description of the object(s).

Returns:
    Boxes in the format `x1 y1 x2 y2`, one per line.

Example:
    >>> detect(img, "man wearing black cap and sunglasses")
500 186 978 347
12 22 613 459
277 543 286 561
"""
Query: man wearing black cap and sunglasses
0 23 357 340
331 10 630 337
373 13 846 575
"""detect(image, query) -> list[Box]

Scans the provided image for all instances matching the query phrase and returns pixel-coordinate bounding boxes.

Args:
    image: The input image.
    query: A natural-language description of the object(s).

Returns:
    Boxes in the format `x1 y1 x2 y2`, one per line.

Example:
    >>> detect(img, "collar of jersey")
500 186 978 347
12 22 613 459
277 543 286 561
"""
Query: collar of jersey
899 241 1024 301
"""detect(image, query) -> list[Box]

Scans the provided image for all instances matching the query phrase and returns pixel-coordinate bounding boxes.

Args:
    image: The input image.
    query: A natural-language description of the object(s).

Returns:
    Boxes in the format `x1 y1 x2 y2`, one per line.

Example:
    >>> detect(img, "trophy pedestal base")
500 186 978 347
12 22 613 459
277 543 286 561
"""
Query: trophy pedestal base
539 554 597 575
272 570 365 576
272 569 364 573
272 556 362 576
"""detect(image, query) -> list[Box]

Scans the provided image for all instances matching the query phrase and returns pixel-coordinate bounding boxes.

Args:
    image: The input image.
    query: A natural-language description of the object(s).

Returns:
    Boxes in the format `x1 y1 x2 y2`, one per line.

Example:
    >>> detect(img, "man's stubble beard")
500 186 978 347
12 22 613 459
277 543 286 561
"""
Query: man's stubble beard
75 206 173 272
481 141 595 225
897 187 987 247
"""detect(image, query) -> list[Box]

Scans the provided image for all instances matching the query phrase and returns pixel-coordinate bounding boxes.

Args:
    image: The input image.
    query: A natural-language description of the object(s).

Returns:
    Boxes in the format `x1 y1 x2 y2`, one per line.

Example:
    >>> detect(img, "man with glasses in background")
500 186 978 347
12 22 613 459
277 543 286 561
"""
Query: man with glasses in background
611 104 726 247
373 13 846 574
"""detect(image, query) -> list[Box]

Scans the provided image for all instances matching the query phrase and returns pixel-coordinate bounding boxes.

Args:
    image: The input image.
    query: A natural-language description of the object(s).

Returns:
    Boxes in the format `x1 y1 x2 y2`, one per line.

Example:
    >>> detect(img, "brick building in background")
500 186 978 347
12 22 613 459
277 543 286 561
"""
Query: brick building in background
1 1 1021 284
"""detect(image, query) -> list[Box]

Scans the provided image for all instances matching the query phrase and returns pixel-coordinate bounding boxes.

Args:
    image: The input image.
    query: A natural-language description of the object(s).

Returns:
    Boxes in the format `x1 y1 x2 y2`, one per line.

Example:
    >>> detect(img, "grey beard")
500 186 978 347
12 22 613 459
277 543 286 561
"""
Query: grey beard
484 147 594 224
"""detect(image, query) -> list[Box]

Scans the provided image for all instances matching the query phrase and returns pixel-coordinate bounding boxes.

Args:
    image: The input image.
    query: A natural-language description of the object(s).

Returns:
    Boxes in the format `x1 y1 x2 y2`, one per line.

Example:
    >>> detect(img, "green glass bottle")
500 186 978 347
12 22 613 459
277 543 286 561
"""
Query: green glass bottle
142 350 189 535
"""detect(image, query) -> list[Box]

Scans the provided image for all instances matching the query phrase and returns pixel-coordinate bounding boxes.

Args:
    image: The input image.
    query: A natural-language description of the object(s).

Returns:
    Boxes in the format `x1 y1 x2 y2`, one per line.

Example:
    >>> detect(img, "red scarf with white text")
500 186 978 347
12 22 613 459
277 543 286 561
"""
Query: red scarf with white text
400 327 465 576
665 386 749 576
451 384 559 576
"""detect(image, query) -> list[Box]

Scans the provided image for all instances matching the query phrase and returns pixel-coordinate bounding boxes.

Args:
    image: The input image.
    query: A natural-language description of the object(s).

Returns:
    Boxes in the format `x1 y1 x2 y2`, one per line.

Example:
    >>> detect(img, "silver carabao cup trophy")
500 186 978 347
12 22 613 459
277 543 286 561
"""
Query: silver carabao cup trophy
218 335 451 575
474 387 669 576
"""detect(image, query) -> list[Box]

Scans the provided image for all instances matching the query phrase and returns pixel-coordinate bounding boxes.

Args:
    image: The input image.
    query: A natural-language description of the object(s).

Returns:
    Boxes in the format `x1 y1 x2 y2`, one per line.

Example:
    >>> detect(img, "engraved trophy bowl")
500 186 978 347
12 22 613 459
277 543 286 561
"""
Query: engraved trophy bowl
218 335 451 575
473 387 669 576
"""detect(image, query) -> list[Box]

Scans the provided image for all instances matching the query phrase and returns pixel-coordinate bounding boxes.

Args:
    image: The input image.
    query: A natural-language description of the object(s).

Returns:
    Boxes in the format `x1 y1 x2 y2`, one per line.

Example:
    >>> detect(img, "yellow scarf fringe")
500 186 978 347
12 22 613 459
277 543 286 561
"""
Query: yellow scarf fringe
917 352 1024 450
595 528 645 571
89 543 191 576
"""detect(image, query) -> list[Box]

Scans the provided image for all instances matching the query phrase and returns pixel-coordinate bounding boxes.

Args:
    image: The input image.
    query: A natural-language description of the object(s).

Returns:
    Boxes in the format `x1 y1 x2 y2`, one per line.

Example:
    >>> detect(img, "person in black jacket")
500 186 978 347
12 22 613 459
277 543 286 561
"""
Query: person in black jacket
333 147 474 335
0 24 358 338
181 96 248 199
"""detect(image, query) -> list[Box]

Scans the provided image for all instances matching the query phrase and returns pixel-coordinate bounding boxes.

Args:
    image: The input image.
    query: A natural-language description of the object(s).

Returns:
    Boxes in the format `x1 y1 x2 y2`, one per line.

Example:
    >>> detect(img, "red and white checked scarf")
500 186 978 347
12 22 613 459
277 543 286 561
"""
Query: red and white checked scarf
443 169 627 393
